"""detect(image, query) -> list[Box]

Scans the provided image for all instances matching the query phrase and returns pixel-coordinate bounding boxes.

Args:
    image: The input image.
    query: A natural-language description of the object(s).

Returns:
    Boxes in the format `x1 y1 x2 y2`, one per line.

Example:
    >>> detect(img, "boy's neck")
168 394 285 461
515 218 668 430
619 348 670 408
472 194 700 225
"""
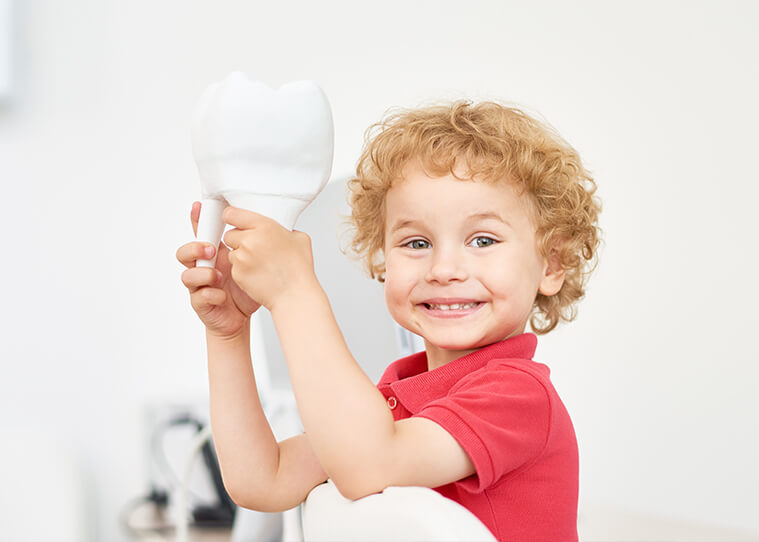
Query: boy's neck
424 343 479 371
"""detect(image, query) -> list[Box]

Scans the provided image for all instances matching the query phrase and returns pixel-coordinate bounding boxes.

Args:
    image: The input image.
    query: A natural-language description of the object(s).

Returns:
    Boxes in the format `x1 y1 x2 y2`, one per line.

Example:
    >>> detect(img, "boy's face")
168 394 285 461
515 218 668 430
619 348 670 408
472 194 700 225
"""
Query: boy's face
383 161 564 368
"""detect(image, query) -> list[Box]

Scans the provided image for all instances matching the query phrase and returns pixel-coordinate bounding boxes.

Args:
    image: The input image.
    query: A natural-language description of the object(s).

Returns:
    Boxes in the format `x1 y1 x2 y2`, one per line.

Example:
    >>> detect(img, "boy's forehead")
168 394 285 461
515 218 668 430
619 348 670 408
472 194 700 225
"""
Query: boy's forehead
385 171 532 225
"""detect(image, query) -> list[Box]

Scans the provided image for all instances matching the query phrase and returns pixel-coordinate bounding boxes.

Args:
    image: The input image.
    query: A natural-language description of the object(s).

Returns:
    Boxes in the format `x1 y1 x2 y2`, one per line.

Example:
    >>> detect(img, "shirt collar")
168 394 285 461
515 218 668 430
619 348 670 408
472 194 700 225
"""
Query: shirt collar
378 333 539 414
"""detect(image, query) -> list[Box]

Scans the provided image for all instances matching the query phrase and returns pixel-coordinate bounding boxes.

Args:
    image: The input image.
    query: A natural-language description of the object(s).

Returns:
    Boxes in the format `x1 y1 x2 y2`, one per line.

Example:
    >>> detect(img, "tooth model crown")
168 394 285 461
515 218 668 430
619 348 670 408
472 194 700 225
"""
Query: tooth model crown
191 72 335 267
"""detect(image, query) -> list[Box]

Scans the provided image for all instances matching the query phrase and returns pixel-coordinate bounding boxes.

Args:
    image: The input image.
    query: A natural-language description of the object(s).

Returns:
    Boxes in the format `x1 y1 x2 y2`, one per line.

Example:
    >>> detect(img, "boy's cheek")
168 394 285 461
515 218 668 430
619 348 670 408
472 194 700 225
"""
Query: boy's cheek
383 290 405 323
383 275 412 307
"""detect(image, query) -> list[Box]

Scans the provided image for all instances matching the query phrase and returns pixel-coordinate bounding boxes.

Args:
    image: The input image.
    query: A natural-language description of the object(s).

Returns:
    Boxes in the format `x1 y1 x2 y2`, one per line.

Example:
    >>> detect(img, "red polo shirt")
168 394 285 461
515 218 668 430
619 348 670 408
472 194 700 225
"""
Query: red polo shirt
376 333 578 542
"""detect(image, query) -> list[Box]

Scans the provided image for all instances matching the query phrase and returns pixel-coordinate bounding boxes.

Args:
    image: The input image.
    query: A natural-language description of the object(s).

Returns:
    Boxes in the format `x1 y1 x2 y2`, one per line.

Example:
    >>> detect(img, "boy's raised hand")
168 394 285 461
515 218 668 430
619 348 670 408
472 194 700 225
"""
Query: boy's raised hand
221 206 319 312
177 202 261 339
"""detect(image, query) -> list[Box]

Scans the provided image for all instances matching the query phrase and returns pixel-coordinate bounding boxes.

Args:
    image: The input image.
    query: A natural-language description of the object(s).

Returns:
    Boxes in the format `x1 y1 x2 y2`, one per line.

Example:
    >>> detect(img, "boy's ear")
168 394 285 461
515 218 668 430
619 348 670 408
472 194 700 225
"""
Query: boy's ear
538 247 566 297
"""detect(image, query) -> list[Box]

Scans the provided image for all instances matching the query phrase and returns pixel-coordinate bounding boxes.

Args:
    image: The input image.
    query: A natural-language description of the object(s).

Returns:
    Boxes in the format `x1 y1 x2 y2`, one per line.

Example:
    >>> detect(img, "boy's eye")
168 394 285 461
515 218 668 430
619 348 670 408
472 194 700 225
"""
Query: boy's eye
405 239 431 249
468 236 497 248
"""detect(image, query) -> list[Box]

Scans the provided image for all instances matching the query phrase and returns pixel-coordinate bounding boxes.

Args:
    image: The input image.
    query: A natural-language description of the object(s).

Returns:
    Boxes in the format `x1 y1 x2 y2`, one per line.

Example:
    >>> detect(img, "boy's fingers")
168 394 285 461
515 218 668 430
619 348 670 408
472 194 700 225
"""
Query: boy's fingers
181 267 222 292
192 287 226 310
222 206 266 229
222 228 241 250
176 242 216 268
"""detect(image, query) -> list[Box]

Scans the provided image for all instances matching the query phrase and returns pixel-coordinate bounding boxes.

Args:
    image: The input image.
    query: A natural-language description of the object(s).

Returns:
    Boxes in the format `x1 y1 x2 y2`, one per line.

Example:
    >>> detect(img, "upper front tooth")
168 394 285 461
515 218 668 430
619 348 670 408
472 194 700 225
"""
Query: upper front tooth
430 303 477 310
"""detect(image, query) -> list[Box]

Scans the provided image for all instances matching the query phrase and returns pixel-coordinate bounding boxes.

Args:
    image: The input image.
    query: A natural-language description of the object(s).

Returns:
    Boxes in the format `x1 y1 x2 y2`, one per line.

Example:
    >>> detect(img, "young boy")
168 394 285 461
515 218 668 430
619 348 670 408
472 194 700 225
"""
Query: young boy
176 100 601 541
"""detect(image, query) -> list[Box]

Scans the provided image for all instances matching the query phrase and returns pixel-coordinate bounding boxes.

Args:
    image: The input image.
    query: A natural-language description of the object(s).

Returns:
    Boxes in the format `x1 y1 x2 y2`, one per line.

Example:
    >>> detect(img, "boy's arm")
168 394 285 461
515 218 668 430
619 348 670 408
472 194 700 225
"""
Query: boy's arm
206 326 327 512
220 207 474 499
271 286 475 500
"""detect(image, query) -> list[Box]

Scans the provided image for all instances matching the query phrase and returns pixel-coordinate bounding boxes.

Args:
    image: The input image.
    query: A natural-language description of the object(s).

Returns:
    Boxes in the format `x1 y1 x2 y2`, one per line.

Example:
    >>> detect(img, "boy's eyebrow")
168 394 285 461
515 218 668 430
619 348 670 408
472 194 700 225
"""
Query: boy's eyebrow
389 212 511 234
389 219 420 234
467 211 512 227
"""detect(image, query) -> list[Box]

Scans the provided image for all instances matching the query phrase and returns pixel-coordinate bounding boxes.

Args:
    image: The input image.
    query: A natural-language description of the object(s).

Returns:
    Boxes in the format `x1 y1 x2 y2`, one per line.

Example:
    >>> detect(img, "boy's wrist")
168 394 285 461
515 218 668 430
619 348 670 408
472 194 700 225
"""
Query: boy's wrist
206 320 251 346
269 278 326 320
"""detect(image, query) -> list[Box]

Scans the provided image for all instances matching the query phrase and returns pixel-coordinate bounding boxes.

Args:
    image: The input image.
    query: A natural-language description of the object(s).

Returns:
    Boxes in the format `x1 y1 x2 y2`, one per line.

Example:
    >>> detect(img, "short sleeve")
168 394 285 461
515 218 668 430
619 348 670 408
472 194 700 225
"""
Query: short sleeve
415 364 551 492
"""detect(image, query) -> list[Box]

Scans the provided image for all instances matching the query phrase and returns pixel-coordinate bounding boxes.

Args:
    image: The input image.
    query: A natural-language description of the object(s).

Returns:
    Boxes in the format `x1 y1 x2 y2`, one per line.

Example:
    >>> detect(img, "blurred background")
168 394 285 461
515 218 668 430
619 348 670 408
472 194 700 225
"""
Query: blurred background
1 1 757 541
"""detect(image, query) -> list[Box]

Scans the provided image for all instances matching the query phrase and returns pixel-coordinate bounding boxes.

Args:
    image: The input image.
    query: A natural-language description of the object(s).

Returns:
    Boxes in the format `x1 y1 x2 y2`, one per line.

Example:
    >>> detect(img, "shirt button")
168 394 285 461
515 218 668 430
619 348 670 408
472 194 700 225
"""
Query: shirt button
387 396 398 410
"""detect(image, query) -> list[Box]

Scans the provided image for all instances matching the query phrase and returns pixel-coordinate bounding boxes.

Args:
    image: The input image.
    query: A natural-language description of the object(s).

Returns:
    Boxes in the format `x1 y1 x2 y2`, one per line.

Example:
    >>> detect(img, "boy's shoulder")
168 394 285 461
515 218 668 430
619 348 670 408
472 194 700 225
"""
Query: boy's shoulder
455 357 558 408
481 356 552 386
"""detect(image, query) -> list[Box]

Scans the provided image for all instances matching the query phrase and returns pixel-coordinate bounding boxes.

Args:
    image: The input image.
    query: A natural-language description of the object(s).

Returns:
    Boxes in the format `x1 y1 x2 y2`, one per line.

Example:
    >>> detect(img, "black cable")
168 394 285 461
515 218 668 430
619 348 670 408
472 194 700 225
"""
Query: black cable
195 428 236 526
149 413 209 505
125 412 237 533
157 414 236 526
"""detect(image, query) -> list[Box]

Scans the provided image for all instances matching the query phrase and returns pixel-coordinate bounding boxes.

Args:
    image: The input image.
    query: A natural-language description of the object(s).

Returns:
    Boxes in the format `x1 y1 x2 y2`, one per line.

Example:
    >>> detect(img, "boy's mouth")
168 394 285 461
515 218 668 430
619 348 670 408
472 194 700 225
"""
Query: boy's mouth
419 300 484 317
423 302 480 310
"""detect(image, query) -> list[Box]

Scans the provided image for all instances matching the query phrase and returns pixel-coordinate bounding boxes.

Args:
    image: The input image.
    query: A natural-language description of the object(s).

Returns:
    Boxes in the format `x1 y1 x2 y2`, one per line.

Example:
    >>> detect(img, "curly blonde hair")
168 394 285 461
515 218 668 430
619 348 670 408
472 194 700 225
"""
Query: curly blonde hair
347 100 601 334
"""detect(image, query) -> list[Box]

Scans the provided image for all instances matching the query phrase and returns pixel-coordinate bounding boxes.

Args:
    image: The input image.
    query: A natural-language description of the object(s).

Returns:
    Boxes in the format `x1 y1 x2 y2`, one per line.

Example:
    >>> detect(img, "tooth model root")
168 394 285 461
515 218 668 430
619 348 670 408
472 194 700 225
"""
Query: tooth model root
196 198 227 268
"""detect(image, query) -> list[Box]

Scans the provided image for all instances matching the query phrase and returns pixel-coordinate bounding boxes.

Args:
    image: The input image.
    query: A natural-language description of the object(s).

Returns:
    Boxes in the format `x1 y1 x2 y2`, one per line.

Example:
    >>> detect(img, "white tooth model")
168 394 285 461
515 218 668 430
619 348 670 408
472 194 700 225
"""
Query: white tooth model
191 72 334 267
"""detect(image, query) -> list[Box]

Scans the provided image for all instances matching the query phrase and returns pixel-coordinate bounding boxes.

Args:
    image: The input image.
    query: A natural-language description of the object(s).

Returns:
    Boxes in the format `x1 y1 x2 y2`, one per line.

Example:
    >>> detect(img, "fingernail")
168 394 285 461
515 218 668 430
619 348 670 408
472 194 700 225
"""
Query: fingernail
204 246 214 258
216 270 223 281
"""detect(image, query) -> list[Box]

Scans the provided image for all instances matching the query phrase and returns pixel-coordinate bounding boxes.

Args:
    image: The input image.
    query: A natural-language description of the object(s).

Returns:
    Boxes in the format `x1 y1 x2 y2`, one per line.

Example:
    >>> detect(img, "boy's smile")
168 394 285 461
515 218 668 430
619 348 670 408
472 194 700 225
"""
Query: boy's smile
383 161 565 370
419 299 483 317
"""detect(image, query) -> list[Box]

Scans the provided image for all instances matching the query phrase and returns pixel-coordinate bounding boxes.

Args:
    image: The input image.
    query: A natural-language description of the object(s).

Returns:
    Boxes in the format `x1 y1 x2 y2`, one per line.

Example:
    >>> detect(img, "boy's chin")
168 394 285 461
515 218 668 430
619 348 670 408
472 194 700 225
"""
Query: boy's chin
425 330 523 352
425 336 489 353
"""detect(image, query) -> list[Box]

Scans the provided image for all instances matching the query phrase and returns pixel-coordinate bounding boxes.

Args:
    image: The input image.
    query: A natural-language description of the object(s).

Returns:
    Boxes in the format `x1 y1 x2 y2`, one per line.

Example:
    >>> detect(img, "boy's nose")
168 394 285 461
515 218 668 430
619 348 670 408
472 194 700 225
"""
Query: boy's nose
425 249 469 284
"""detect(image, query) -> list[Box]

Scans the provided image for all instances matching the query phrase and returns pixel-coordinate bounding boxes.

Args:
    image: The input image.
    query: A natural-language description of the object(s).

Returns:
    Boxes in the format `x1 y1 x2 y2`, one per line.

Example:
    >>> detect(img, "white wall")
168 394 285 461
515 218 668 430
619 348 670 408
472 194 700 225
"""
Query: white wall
0 1 757 540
